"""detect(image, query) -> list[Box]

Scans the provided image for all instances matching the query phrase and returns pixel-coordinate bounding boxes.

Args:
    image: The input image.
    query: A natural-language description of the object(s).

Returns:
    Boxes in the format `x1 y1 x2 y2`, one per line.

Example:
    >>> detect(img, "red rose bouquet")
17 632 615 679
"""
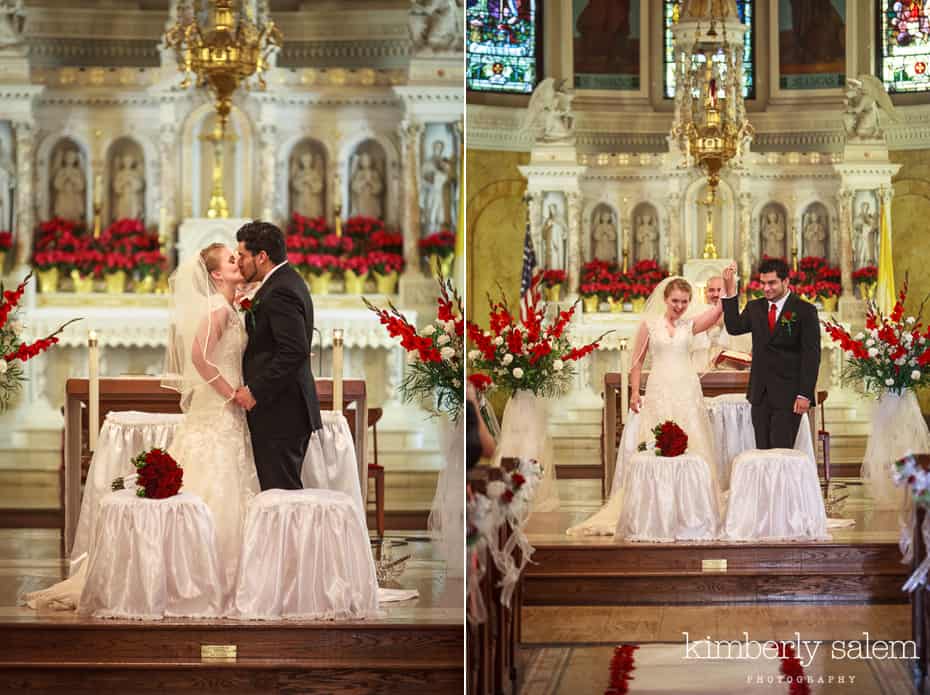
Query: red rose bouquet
113 448 183 499
638 420 689 457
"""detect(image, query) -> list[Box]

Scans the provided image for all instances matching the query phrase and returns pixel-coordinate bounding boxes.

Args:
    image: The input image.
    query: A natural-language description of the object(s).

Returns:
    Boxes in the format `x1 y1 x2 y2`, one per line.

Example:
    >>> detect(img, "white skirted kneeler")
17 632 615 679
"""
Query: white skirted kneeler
617 452 720 542
232 489 379 620
78 490 226 619
301 411 364 521
722 448 829 541
71 411 185 570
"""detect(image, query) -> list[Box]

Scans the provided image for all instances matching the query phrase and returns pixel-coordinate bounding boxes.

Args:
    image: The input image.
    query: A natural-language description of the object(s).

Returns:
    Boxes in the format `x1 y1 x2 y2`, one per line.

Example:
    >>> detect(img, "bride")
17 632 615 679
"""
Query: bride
25 244 261 610
567 275 724 537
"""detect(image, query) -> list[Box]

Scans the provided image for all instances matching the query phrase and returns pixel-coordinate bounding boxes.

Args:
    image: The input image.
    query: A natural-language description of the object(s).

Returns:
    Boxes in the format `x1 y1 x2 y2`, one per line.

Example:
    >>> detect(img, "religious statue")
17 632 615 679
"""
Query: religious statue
844 75 898 141
574 0 631 74
853 200 878 268
592 210 617 262
111 154 144 221
679 0 739 20
409 0 464 54
786 0 845 65
634 213 658 261
761 210 786 259
350 152 384 219
0 0 25 47
541 204 567 269
0 140 11 231
51 149 86 223
289 152 325 219
522 78 575 144
802 212 827 259
421 140 456 233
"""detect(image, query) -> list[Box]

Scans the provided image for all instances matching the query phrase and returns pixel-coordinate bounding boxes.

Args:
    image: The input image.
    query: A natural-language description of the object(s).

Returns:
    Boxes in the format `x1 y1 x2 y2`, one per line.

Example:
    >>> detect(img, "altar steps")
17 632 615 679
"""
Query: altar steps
0 619 463 694
522 541 909 607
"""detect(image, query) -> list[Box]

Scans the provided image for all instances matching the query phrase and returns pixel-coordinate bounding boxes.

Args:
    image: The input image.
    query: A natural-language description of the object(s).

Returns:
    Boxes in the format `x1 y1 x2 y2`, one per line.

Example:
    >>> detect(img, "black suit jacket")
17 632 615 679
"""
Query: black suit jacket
243 263 323 439
722 292 821 409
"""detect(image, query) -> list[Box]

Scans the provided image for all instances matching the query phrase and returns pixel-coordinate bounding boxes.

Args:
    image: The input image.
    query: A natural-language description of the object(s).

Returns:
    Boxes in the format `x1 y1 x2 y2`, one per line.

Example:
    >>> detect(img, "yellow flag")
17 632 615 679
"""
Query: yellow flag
453 145 466 290
875 196 896 315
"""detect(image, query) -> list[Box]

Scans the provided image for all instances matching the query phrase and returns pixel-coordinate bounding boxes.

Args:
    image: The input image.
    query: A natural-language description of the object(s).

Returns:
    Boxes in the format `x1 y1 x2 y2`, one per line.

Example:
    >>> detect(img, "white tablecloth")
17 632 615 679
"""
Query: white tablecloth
232 489 379 620
302 411 364 521
618 452 720 542
79 490 226 619
723 448 829 541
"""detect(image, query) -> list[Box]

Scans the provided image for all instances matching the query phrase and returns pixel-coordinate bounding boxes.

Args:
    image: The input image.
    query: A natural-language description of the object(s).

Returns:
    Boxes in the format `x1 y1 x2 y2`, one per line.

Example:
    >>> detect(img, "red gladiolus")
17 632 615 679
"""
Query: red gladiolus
507 328 523 355
468 373 493 392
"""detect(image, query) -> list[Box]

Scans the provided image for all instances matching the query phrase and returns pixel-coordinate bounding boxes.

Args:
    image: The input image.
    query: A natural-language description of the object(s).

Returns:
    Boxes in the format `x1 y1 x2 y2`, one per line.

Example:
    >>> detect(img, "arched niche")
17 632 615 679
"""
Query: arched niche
757 201 789 262
588 202 619 263
346 138 388 221
420 122 459 236
106 137 146 223
800 200 831 262
684 178 736 260
288 138 328 220
46 137 89 225
631 201 660 263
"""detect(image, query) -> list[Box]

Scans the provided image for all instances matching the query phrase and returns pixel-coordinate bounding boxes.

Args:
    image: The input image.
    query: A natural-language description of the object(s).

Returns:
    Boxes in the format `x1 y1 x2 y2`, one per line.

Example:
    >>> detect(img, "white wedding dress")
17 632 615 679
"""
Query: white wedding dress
567 316 720 536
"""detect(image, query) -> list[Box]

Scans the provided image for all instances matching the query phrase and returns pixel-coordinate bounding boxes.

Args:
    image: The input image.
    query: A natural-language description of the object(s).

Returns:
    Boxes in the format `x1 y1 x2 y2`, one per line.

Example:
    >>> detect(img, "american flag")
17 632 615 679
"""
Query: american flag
519 207 537 296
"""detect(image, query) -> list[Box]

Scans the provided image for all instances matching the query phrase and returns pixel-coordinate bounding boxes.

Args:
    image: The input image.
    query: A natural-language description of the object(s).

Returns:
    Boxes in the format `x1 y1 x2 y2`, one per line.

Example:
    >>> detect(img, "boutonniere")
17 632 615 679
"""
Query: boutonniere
237 296 260 325
779 310 797 335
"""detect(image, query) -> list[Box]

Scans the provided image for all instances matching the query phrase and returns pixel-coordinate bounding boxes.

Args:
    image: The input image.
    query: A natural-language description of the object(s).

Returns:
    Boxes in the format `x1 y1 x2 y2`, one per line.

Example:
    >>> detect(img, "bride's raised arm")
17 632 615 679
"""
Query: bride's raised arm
691 301 724 335
191 306 236 401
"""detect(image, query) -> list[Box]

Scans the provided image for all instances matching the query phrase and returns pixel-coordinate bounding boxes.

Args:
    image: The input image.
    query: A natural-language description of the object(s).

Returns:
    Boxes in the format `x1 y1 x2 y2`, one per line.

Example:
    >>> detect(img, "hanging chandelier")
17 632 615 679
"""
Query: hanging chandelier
164 1 282 218
672 12 753 259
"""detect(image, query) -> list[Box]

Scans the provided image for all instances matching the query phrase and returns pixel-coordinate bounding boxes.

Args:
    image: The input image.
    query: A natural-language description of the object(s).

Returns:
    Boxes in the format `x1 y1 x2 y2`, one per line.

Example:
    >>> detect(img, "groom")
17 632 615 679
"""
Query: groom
234 221 323 490
722 258 821 449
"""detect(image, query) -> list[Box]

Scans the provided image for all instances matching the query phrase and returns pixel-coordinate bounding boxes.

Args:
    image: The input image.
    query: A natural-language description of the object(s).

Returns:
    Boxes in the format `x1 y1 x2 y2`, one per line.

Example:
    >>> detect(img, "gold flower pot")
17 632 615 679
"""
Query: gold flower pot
631 297 647 313
309 272 331 295
104 270 127 295
70 270 95 294
134 275 156 294
545 284 562 303
344 269 367 295
374 271 398 295
862 281 877 301
428 253 454 280
821 295 838 313
583 295 600 313
607 297 624 313
37 267 59 293
155 272 170 294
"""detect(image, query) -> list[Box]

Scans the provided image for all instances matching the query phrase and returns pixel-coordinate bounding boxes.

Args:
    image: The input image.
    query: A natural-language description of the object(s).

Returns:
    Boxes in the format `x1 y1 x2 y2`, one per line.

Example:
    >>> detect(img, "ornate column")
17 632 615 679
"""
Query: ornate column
158 123 179 254
664 192 681 274
12 121 35 268
258 122 277 222
527 191 542 257
837 187 854 298
738 192 753 279
399 119 424 277
566 191 582 294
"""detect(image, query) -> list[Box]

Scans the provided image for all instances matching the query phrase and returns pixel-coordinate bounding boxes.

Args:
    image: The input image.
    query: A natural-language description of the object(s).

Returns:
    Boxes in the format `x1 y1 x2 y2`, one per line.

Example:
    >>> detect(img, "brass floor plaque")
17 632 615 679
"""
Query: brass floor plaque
702 558 727 572
201 644 237 660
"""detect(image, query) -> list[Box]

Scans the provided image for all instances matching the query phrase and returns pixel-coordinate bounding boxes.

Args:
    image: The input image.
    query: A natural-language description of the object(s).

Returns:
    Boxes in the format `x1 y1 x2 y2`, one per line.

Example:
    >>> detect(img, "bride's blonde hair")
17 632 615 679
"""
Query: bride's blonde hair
663 277 692 298
200 243 226 273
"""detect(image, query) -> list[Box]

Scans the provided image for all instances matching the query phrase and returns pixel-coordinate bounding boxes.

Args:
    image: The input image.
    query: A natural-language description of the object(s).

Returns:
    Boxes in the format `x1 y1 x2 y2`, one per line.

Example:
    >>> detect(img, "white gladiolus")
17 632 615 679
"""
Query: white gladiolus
444 320 457 334
885 378 894 386
494 336 504 346
868 347 879 358
0 360 6 375
421 324 436 336
866 339 875 347
908 317 916 324
855 332 864 340
553 359 564 371
440 346 455 360
913 370 922 380
512 367 524 379
468 350 479 361
437 334 451 346
502 353 514 366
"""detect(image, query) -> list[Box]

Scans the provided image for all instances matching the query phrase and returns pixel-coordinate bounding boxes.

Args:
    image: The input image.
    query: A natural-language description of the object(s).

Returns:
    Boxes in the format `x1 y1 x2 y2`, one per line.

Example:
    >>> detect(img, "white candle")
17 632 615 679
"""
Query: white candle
332 328 344 414
620 338 629 425
88 331 99 451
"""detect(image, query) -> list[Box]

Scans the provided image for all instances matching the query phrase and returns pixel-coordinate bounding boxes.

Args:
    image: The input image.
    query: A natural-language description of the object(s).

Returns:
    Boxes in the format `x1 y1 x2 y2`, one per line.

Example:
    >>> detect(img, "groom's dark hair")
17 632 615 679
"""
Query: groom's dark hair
758 257 790 280
236 221 287 265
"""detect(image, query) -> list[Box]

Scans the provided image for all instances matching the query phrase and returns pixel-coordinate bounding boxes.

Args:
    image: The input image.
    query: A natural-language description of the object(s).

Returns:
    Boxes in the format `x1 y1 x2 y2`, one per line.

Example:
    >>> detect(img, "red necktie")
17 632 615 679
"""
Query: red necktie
768 303 777 334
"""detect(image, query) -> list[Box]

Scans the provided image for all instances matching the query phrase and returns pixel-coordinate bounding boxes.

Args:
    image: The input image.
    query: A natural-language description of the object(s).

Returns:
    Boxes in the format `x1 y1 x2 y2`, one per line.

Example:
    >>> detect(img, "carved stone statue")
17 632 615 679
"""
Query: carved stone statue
290 152 324 219
634 213 659 261
111 153 144 221
802 212 827 258
853 200 878 267
761 210 786 259
541 203 567 269
844 75 899 141
592 210 617 262
51 149 86 223
680 0 739 20
522 78 575 144
0 140 11 231
350 152 384 219
0 0 25 47
409 0 464 54
421 139 456 233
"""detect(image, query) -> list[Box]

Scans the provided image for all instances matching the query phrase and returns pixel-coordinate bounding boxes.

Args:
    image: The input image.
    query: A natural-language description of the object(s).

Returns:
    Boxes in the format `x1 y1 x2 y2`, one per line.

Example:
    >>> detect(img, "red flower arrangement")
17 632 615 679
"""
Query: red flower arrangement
603 644 638 695
343 215 384 241
468 372 494 394
577 259 668 303
342 255 370 277
418 230 456 258
304 253 342 276
853 265 878 284
0 231 11 251
823 278 930 396
539 269 567 288
288 212 329 239
114 448 183 499
639 420 688 457
367 251 405 276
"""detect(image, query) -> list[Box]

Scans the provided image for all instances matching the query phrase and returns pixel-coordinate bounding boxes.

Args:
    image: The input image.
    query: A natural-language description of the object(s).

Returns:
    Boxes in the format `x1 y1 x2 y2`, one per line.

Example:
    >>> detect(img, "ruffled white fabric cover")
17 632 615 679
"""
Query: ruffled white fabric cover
301 410 365 521
617 452 720 542
429 417 465 577
78 490 226 619
232 489 379 620
493 390 559 512
71 411 185 569
723 448 829 541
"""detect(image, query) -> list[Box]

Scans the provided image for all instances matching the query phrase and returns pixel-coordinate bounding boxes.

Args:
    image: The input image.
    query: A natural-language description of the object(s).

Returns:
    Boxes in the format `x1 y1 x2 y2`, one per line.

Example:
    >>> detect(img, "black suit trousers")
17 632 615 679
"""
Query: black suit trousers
751 399 802 450
249 427 309 491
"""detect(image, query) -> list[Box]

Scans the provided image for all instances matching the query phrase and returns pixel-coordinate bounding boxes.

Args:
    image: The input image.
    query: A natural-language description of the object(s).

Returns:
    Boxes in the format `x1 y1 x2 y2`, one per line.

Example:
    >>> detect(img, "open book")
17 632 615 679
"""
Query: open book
714 349 752 370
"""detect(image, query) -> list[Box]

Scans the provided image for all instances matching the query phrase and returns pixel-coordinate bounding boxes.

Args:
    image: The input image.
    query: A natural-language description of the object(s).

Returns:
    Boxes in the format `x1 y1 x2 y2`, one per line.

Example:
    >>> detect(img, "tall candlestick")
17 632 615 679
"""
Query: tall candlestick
88 331 100 451
332 328 344 414
620 338 629 425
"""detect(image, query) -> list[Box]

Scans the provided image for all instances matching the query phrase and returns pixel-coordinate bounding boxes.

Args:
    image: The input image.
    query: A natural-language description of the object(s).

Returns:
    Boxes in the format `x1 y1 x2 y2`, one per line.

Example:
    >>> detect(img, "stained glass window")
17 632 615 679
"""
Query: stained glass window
663 0 755 99
878 0 930 93
466 0 539 93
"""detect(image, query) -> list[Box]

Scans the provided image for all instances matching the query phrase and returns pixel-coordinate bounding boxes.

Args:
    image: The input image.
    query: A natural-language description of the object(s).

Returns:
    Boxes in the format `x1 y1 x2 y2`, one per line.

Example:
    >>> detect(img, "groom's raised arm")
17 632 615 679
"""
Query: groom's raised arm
722 296 752 335
247 287 309 406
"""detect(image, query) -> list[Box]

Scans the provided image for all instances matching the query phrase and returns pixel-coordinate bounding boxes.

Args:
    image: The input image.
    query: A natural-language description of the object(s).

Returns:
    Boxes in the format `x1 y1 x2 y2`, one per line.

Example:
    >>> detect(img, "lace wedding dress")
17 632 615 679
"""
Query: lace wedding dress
567 316 720 536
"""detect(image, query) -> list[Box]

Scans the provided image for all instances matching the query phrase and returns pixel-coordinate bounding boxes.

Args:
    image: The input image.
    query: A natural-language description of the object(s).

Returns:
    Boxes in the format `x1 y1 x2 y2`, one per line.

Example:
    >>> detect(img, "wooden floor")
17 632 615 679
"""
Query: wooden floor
523 479 910 606
0 529 464 694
